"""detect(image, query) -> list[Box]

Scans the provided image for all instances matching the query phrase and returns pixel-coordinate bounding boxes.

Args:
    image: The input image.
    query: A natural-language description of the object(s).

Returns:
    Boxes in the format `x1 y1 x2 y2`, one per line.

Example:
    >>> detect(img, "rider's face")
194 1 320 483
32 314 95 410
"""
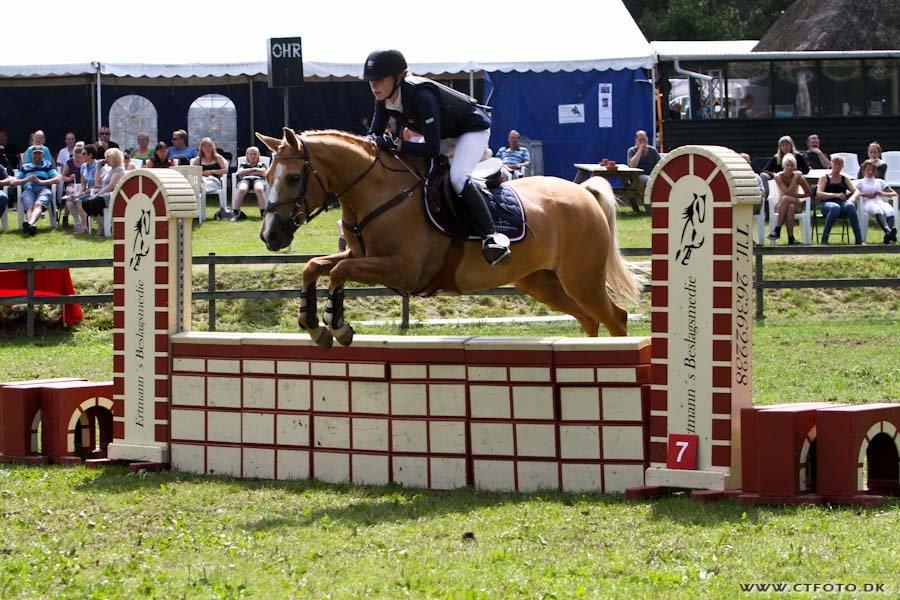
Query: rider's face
370 76 397 101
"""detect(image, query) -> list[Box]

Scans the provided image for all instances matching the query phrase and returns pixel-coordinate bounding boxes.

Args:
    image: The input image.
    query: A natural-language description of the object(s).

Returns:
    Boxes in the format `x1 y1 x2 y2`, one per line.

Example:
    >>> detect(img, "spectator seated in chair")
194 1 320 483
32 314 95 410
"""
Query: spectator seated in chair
167 129 198 165
857 159 898 244
804 133 832 170
79 148 125 235
768 153 812 245
97 125 119 149
816 155 862 245
496 129 530 180
761 135 810 200
147 142 172 168
131 132 154 162
12 147 59 236
231 146 268 222
626 129 661 197
860 142 888 179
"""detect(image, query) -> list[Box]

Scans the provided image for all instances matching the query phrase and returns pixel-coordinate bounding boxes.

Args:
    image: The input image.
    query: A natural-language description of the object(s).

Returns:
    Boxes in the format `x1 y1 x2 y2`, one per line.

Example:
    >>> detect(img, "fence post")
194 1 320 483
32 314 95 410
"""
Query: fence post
755 249 764 321
208 253 216 331
26 258 35 337
401 295 410 329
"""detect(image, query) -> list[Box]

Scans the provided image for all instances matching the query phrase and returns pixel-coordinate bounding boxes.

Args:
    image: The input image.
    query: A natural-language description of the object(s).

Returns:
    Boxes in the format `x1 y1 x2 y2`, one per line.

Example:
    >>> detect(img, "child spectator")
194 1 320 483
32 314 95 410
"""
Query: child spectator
860 142 887 179
231 146 268 221
856 159 898 244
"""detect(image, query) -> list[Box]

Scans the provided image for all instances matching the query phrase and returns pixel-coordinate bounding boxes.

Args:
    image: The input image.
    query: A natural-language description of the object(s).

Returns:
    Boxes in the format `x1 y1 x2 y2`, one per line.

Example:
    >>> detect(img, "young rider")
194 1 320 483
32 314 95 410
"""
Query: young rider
363 49 511 265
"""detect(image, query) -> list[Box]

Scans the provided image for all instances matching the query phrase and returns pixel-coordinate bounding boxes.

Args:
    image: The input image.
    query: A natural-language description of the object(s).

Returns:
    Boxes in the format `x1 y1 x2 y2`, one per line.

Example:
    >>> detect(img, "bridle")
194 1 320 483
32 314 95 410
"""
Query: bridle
264 137 380 229
264 136 424 254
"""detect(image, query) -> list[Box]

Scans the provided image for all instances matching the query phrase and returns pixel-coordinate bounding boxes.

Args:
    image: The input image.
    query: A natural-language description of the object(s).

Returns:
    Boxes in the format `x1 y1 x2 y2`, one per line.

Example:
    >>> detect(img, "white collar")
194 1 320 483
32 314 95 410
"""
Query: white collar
385 88 402 112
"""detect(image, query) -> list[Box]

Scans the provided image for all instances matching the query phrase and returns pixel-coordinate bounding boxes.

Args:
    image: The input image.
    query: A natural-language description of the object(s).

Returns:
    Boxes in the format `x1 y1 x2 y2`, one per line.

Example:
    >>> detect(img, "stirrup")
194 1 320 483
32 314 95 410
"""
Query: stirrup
482 233 511 266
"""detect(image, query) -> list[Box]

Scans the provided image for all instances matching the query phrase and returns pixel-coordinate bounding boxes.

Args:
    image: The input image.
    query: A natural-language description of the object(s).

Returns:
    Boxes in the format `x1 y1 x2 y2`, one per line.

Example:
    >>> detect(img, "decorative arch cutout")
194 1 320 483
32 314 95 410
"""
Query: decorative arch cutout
798 426 817 492
188 94 237 160
110 95 159 150
857 421 900 493
66 396 115 456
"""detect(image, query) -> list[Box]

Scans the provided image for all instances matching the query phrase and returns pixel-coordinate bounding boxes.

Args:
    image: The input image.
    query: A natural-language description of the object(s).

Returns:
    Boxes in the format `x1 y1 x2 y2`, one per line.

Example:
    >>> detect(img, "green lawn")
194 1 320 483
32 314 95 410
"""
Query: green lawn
2 193 899 598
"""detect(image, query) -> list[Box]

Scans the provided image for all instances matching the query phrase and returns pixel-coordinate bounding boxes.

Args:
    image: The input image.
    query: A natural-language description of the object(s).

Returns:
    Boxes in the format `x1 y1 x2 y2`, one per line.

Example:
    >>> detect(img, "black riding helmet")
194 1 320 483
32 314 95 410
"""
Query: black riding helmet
363 49 407 81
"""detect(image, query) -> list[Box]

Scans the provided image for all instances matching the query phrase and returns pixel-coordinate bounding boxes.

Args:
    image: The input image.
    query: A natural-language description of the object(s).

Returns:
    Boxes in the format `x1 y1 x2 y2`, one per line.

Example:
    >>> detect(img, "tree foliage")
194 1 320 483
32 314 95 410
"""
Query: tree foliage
624 0 794 41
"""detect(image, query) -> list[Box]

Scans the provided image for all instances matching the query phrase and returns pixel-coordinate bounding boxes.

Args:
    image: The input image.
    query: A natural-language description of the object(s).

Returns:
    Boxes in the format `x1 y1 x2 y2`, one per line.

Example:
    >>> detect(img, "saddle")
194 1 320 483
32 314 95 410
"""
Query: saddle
424 157 527 242
415 157 527 297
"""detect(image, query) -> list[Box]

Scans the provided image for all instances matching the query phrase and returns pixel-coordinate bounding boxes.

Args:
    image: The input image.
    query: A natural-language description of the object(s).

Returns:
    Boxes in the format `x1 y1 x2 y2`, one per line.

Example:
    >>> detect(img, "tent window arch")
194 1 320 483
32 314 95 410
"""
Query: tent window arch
188 94 237 160
109 95 158 150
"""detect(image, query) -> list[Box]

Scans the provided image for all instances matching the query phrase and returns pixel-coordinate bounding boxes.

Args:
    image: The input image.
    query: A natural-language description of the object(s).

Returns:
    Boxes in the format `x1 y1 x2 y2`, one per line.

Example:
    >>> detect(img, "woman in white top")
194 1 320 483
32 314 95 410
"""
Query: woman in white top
856 159 898 244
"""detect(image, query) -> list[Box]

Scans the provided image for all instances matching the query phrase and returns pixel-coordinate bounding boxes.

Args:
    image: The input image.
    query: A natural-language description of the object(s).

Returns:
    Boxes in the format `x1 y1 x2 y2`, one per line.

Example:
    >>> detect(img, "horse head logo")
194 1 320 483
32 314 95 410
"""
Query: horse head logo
675 193 707 266
129 209 152 271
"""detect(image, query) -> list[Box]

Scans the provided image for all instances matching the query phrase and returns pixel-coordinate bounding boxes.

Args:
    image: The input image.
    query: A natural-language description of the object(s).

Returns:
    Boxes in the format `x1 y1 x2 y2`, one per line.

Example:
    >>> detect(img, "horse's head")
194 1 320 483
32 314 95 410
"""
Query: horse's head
256 127 330 251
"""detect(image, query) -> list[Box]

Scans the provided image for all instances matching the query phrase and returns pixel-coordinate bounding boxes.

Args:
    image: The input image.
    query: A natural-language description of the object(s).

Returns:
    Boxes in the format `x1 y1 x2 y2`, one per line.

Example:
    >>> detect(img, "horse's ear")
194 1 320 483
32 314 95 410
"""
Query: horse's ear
283 127 301 151
256 132 281 154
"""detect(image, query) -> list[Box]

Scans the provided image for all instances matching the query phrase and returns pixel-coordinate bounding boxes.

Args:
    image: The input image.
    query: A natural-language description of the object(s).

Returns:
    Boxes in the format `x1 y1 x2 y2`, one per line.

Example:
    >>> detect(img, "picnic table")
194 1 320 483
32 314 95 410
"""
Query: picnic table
572 164 646 212
0 268 83 326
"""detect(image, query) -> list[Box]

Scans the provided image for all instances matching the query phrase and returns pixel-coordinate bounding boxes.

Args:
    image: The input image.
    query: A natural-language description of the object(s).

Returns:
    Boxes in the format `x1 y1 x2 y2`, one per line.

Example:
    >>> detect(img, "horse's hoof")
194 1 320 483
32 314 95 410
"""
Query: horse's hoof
309 326 333 348
333 323 354 346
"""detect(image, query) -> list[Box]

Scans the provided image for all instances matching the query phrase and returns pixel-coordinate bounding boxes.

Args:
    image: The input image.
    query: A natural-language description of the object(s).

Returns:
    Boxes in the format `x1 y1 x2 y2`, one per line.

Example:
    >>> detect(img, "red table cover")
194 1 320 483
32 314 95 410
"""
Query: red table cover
0 268 84 326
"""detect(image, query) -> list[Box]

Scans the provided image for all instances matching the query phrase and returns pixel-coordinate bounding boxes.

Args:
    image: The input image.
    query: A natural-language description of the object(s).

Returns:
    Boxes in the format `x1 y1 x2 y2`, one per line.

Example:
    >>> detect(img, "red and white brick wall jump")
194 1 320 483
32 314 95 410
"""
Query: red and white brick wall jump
168 334 651 493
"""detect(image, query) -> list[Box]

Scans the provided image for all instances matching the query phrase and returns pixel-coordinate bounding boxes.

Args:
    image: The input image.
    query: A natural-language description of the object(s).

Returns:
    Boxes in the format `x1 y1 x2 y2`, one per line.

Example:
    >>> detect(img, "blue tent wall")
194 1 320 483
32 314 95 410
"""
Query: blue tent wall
487 69 653 178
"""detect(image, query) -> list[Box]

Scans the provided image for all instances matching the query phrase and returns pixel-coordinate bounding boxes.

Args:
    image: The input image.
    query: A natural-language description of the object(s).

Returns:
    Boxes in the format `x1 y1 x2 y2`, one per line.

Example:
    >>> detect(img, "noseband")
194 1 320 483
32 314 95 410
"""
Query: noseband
264 138 379 230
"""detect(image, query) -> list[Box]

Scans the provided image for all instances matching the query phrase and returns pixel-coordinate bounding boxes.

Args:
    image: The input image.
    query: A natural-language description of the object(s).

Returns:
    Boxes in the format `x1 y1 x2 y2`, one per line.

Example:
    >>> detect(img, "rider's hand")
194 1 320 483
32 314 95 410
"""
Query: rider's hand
375 134 398 151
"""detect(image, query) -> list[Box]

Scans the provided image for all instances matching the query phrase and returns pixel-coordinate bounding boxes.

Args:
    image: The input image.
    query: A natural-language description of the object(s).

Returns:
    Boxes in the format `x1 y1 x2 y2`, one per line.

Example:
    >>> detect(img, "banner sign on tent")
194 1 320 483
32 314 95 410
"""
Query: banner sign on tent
268 37 304 88
558 104 585 124
598 83 613 128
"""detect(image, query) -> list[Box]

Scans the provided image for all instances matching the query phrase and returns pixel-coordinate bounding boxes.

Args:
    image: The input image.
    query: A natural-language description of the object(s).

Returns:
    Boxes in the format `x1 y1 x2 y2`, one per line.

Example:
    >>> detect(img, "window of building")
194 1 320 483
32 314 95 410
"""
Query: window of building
820 61 865 117
188 94 237 160
864 60 898 116
772 61 816 118
109 95 158 149
727 62 770 119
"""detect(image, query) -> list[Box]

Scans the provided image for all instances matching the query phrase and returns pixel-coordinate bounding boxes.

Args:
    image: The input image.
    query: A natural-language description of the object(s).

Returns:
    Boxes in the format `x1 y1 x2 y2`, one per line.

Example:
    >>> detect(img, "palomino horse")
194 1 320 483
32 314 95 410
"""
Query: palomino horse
257 128 641 347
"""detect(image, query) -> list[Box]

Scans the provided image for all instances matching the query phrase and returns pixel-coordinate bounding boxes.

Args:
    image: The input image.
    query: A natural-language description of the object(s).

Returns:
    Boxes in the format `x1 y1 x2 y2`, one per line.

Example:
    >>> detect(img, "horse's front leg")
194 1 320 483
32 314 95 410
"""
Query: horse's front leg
300 250 351 348
326 255 411 347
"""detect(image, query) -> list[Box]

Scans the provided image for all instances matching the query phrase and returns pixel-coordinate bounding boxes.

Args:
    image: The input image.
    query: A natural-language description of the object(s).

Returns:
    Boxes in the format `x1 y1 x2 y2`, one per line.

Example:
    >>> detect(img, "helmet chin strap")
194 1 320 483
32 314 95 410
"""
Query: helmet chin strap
388 75 401 101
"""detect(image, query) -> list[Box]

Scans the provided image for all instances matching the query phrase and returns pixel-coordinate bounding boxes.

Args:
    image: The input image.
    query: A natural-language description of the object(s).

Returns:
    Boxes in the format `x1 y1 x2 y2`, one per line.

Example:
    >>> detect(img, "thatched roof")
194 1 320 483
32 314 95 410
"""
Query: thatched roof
754 0 900 51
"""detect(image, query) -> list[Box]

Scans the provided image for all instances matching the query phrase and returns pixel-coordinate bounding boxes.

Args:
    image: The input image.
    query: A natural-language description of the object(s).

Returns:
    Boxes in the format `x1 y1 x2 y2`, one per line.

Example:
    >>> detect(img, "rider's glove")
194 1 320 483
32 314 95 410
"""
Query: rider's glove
375 133 398 151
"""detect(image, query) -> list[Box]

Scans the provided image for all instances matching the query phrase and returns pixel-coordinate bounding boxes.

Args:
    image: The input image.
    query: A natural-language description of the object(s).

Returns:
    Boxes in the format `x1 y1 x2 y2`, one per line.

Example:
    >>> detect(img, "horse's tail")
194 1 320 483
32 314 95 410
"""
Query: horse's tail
581 177 643 305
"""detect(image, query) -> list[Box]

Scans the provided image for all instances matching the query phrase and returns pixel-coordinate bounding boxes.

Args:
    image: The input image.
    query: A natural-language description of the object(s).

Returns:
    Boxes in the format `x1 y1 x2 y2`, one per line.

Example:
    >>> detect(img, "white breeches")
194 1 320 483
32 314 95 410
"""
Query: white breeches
443 129 491 194
863 198 896 218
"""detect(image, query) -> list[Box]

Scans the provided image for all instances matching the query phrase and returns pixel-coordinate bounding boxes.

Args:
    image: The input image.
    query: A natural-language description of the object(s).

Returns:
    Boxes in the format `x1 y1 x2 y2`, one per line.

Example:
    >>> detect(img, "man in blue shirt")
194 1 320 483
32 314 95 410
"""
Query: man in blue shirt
496 130 530 179
13 147 59 235
167 129 198 165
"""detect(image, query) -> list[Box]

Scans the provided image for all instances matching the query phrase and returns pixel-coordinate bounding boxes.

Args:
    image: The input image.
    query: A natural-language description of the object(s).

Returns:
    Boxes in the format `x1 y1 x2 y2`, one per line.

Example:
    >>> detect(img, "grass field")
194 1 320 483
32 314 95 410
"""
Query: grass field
2 197 900 598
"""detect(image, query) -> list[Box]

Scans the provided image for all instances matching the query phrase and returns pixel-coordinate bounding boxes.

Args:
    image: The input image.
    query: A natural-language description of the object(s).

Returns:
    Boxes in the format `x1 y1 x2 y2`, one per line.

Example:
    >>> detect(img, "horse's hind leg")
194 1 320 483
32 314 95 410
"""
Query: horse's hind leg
514 270 599 336
555 260 628 337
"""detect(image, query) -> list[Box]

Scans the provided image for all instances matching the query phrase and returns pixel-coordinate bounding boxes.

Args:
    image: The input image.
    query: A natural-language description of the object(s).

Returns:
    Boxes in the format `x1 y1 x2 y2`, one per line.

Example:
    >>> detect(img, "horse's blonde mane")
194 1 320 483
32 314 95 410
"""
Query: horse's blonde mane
289 129 376 156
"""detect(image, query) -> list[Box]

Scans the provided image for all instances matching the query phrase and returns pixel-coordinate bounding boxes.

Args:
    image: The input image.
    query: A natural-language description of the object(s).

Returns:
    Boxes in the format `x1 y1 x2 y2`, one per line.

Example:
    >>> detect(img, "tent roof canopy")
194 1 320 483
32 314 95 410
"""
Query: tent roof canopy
0 1 652 79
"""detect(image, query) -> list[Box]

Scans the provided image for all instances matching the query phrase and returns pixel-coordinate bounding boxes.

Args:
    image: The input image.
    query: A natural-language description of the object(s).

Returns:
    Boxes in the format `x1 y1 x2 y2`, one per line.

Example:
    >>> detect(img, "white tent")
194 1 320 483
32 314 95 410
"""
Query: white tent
0 0 652 78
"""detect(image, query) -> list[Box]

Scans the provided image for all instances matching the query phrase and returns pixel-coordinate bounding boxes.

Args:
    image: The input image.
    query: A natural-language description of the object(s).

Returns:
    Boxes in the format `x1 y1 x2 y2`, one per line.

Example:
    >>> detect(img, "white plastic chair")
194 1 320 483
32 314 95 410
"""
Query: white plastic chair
767 184 812 245
0 182 11 232
172 166 206 222
853 181 900 241
882 151 900 186
831 153 861 179
228 156 271 215
130 158 143 169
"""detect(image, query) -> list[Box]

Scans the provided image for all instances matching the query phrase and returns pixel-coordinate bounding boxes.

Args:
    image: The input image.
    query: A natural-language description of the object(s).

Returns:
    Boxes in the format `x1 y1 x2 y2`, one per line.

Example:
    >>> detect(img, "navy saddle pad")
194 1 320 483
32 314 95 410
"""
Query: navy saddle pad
424 182 527 243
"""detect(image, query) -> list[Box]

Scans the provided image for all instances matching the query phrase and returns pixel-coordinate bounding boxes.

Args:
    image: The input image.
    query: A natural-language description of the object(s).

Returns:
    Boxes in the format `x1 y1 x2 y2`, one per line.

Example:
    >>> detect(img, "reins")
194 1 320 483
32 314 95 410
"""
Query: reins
266 136 423 254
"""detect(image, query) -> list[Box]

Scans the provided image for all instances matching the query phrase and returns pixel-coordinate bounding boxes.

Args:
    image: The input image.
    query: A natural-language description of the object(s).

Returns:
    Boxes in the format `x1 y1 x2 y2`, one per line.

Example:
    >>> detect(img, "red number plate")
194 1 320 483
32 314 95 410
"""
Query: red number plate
666 434 699 470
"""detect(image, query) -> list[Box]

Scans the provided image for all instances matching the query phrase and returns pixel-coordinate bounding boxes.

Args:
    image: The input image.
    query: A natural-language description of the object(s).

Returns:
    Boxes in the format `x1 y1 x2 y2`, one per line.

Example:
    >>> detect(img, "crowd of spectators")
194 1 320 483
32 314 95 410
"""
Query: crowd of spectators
0 127 270 235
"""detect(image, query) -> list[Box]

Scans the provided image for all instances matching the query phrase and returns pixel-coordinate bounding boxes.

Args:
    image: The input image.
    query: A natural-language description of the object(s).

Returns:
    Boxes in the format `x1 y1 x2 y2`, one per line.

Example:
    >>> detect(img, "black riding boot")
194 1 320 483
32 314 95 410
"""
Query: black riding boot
459 178 510 265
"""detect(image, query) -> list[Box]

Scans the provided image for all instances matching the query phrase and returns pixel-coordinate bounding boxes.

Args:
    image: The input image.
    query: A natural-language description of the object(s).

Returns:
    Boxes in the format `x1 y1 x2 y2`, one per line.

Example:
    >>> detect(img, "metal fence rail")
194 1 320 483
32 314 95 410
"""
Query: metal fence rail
2 246 898 336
